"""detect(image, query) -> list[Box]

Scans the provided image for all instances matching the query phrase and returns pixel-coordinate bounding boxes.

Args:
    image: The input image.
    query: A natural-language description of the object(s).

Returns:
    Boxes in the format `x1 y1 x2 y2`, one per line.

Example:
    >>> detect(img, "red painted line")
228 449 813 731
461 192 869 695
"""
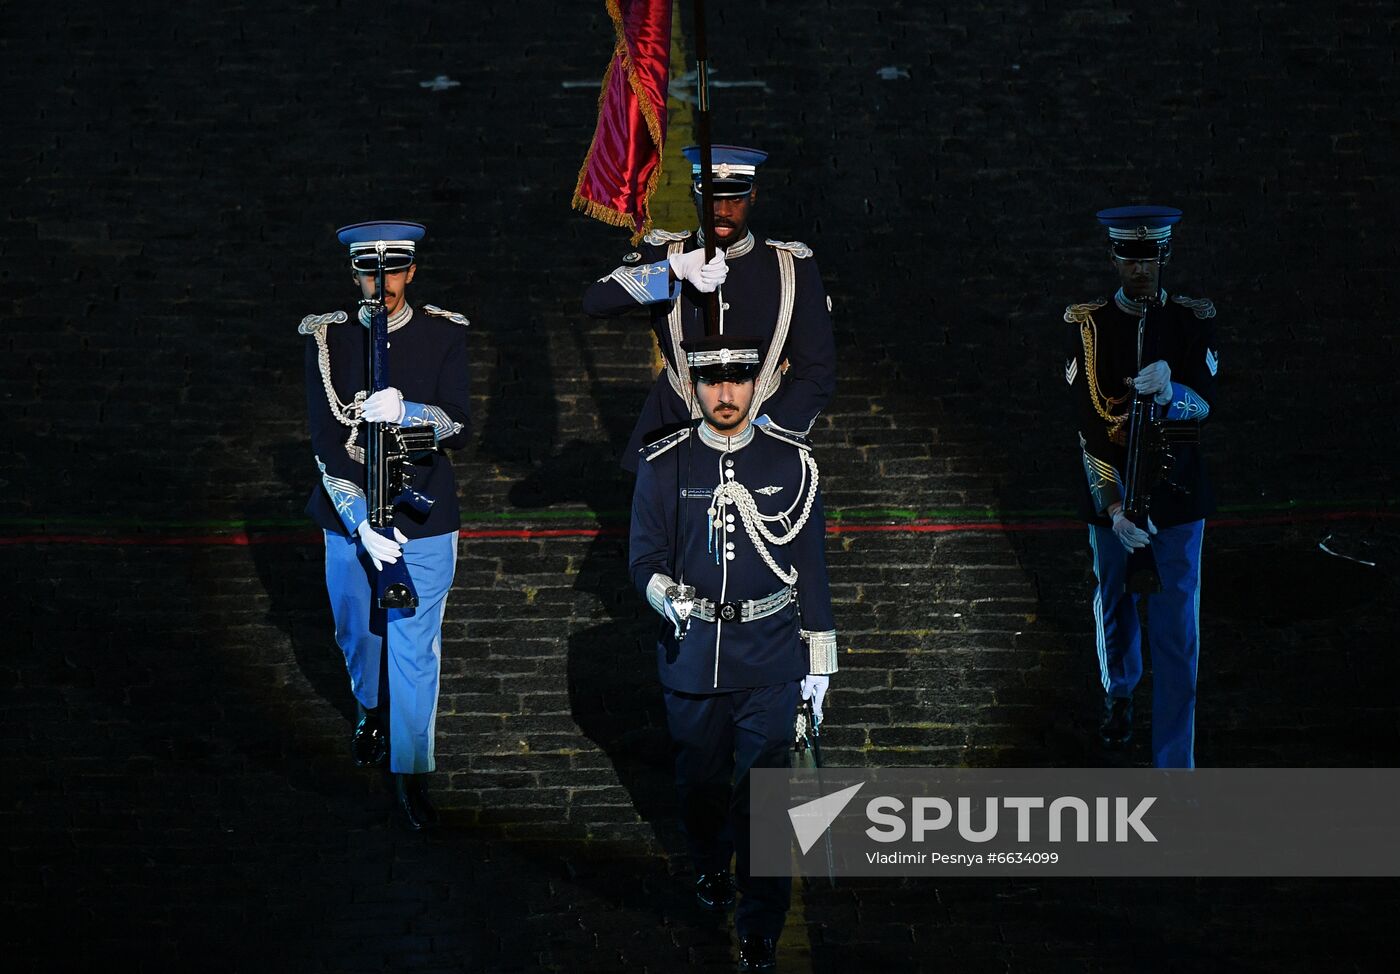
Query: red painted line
0 509 1394 547
0 532 326 547
829 520 1081 535
0 529 616 547
460 528 616 539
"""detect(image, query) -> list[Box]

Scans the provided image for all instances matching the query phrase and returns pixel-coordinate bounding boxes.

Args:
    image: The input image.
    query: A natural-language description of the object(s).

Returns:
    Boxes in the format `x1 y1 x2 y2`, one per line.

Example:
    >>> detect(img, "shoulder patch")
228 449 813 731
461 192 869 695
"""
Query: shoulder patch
642 427 691 461
765 239 814 259
1171 294 1217 319
1063 299 1107 325
756 424 812 451
643 228 693 245
298 310 348 335
422 304 470 326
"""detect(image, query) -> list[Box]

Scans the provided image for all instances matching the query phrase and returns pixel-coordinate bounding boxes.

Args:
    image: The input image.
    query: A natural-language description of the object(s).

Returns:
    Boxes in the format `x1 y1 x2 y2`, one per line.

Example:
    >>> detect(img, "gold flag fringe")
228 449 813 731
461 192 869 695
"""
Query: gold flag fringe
570 0 668 245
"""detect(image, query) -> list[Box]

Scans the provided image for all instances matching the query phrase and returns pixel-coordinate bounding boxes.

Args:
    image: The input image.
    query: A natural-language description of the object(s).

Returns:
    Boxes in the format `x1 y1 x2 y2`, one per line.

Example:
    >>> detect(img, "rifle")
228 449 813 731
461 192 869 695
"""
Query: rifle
1121 292 1200 594
362 241 437 609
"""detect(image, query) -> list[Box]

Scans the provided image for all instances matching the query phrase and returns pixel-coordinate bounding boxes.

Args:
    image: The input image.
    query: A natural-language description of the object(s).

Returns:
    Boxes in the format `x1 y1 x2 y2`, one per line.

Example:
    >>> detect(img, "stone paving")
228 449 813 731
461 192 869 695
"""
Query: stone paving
3 1 1398 970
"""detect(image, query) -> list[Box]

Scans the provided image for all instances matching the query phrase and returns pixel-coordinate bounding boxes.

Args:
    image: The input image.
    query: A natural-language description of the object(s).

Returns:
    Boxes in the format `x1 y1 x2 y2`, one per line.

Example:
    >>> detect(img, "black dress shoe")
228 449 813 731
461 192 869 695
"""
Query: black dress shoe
737 936 777 971
411 775 438 827
351 706 388 768
695 871 736 911
394 773 437 832
1099 694 1134 749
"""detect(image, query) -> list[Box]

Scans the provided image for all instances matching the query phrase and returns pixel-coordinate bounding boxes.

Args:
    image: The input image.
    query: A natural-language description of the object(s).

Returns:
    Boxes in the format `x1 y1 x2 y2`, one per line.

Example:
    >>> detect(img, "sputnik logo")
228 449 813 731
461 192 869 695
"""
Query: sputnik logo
787 783 864 854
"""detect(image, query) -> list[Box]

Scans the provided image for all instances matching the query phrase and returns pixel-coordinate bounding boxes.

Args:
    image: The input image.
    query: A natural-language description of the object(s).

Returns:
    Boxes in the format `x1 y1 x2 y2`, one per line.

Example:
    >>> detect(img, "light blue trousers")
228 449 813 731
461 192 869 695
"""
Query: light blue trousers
323 529 458 774
1088 519 1205 769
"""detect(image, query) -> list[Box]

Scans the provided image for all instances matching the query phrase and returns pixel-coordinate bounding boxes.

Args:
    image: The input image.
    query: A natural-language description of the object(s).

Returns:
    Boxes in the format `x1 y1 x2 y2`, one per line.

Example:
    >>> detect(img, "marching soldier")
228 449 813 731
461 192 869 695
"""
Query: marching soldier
301 221 472 829
1064 205 1219 769
583 145 837 472
630 334 838 971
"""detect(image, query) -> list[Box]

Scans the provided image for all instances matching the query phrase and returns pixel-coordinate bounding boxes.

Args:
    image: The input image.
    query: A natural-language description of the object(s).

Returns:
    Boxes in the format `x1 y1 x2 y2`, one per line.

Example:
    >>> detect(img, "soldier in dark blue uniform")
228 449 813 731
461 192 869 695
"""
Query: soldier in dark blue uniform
302 221 472 829
630 334 838 972
1064 205 1219 768
583 145 837 472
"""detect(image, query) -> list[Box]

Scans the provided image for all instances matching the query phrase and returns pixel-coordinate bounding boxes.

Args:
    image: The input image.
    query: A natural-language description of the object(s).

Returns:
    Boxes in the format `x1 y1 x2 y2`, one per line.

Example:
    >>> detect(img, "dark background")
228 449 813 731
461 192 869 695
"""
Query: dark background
3 1 1397 970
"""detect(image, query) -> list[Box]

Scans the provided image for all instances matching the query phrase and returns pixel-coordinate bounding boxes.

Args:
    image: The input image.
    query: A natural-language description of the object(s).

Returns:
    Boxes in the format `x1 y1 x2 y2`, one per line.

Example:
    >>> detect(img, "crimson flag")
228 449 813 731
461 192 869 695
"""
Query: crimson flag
572 0 673 244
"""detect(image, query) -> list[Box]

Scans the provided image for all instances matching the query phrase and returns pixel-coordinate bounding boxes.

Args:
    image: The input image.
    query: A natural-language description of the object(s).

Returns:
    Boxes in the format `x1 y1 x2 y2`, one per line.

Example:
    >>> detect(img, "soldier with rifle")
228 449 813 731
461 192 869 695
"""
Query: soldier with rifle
302 221 472 829
1064 205 1219 769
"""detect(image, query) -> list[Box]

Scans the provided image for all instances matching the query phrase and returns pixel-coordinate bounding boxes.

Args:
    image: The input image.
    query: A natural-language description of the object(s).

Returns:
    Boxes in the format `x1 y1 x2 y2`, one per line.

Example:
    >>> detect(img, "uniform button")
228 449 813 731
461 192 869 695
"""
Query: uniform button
725 551 735 561
725 469 735 479
726 515 735 525
725 459 734 468
725 542 735 551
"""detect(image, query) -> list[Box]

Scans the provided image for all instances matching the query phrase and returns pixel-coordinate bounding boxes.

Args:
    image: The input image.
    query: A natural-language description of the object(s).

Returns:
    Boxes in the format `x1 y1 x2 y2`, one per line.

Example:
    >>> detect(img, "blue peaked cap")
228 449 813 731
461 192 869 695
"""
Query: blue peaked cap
336 220 426 270
682 144 768 198
1096 205 1181 258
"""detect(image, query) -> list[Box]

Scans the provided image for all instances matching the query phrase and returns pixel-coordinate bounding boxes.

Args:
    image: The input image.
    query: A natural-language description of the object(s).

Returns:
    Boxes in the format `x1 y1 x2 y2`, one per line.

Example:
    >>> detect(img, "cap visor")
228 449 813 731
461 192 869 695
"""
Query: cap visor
692 365 760 383
351 254 415 272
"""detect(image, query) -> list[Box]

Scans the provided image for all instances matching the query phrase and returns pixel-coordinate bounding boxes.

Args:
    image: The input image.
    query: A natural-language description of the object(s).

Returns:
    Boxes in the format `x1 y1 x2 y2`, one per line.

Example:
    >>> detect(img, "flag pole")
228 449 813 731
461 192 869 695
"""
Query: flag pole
692 0 720 335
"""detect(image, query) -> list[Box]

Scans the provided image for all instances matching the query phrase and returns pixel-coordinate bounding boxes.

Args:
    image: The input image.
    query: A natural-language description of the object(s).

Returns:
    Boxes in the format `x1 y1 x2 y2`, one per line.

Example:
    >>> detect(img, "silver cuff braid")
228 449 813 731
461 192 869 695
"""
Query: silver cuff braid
801 629 839 675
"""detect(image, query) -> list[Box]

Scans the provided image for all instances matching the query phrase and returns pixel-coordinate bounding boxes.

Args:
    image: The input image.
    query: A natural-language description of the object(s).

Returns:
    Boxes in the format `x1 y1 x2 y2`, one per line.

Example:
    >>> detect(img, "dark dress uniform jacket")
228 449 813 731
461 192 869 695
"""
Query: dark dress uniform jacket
1065 293 1219 527
629 423 835 693
304 305 472 538
583 231 837 471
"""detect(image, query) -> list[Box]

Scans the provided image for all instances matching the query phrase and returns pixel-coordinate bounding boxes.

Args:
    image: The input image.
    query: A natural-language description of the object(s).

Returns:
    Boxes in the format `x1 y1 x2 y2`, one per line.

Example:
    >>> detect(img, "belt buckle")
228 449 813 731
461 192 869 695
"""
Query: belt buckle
718 601 741 623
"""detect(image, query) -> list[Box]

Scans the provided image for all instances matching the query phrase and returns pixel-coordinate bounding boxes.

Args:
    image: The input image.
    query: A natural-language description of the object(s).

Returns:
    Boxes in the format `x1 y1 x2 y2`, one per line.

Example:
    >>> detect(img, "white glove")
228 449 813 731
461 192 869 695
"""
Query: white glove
356 521 407 571
667 249 728 293
800 675 830 726
1133 360 1172 403
1110 510 1157 552
361 388 405 424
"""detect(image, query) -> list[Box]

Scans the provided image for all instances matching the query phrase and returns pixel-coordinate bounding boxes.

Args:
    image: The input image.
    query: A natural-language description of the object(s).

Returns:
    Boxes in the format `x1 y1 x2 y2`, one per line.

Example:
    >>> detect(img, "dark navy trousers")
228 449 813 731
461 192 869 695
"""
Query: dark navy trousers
663 680 800 940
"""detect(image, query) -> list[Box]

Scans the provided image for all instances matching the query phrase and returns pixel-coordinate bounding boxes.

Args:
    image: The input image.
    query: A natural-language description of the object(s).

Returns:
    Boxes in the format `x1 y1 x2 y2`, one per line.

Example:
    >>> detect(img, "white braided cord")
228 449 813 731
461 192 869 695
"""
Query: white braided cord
310 326 366 428
710 451 819 586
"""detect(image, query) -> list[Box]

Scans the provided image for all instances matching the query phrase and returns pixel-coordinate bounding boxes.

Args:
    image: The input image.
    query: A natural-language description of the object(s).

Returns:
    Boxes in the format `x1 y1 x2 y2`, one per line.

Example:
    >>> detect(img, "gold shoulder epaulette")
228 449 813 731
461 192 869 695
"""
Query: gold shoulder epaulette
642 427 691 461
643 228 693 245
1171 295 1217 319
1063 299 1108 324
765 239 814 259
422 304 470 326
298 310 349 335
